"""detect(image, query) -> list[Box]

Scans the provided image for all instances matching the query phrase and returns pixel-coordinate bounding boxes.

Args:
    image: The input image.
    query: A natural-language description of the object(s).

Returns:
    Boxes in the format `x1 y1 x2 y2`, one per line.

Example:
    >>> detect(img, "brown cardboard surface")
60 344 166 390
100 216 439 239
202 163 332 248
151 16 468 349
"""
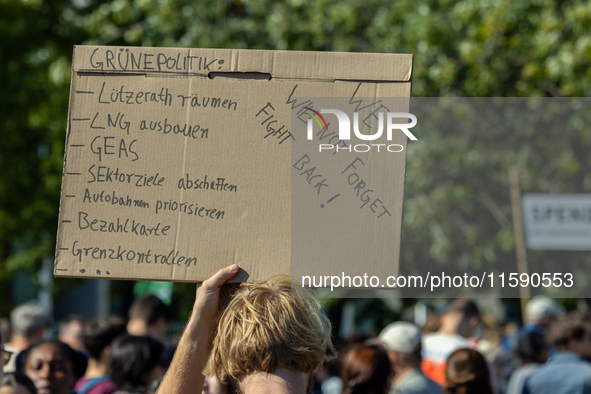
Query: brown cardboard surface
55 45 412 283
290 97 412 289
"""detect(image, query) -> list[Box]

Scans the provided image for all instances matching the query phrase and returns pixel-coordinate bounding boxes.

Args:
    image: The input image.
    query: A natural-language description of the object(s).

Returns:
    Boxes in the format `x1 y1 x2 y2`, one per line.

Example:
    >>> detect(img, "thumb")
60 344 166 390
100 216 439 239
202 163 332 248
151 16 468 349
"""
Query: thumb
201 264 239 291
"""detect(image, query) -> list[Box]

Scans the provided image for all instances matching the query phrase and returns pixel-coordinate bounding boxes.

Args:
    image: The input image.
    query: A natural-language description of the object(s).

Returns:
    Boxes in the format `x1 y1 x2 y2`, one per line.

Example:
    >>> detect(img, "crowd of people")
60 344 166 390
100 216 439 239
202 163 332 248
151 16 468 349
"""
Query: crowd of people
1 264 590 394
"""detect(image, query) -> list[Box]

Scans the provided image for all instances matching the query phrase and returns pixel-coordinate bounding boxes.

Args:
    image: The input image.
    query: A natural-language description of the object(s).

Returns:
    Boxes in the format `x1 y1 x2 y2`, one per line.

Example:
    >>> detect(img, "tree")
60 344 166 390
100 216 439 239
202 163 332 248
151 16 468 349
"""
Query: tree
2 0 590 314
0 0 92 313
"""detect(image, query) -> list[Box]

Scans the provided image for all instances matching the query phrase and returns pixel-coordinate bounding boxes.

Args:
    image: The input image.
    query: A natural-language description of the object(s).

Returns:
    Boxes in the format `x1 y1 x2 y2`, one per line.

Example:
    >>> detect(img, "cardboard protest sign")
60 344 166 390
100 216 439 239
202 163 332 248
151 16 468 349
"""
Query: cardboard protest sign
54 45 412 283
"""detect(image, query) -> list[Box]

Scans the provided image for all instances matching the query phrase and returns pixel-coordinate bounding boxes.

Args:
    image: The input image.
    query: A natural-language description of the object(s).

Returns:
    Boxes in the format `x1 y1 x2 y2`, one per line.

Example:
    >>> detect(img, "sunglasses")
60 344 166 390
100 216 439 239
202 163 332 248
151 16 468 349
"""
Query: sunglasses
2 347 13 365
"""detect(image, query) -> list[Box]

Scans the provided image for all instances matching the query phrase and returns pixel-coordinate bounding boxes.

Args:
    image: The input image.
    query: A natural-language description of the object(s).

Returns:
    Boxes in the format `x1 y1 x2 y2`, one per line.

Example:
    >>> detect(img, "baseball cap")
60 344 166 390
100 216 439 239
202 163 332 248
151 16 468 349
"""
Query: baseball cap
525 296 564 322
378 322 421 353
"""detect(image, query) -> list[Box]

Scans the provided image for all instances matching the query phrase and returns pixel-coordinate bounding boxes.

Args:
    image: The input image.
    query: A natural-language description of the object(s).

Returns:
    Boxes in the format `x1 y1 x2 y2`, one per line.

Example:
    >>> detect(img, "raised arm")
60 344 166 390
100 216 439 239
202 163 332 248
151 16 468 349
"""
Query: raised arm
157 264 239 394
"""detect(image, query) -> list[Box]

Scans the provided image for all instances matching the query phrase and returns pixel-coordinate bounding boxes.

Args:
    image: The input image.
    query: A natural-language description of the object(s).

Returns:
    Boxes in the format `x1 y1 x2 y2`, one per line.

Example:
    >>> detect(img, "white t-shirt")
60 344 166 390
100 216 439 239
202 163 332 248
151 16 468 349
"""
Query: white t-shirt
421 333 470 384
422 333 470 364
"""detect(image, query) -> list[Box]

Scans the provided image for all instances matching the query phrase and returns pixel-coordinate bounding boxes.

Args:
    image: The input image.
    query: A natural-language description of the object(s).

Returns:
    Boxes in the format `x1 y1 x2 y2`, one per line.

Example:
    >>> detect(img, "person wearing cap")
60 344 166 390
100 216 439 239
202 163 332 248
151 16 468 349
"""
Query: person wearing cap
379 322 442 394
502 296 563 355
522 295 563 336
4 301 50 372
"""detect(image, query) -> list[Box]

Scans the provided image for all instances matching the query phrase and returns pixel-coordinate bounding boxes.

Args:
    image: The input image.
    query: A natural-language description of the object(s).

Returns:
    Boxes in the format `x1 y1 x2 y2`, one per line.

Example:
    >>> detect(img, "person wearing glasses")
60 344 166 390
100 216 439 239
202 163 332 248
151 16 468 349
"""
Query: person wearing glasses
4 303 50 373
1 331 16 382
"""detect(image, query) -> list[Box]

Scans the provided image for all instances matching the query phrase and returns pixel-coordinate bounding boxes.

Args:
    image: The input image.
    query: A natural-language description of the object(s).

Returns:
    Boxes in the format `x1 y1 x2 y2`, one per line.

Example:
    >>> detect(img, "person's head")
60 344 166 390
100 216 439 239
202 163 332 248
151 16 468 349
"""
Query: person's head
548 312 591 358
440 299 480 338
84 315 127 362
378 322 422 373
58 315 86 352
341 344 391 394
127 295 169 339
444 348 493 394
516 332 548 364
422 314 441 335
109 334 165 394
10 303 50 344
15 340 87 394
525 296 563 328
0 372 38 394
204 276 335 394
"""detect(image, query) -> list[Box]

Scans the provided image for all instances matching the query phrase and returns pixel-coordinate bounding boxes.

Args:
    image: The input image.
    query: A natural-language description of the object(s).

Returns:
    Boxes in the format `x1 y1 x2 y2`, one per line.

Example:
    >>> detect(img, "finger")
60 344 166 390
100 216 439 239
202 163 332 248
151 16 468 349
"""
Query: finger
202 264 239 291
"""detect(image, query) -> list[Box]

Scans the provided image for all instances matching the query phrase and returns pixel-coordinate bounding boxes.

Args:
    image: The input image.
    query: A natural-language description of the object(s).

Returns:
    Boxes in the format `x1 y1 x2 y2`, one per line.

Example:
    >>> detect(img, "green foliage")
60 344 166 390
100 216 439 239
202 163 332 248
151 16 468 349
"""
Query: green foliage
402 98 591 293
2 0 591 313
0 0 87 293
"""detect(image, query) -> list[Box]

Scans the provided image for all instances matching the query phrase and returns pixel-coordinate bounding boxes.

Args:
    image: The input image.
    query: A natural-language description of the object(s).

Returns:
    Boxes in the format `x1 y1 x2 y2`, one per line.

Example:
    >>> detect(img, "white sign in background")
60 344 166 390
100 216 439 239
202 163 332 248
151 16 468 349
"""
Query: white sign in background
522 194 591 250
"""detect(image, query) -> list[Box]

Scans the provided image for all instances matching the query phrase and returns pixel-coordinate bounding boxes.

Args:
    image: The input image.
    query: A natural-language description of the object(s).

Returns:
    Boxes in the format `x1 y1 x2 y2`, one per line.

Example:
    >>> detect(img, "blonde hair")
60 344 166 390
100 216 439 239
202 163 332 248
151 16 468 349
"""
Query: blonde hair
204 276 335 383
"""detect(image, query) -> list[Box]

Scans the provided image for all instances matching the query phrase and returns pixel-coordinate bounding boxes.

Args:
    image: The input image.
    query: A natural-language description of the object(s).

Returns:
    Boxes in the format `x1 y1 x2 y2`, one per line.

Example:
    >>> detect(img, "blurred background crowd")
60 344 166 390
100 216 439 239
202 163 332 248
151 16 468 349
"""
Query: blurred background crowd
2 0 591 308
2 294 591 394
